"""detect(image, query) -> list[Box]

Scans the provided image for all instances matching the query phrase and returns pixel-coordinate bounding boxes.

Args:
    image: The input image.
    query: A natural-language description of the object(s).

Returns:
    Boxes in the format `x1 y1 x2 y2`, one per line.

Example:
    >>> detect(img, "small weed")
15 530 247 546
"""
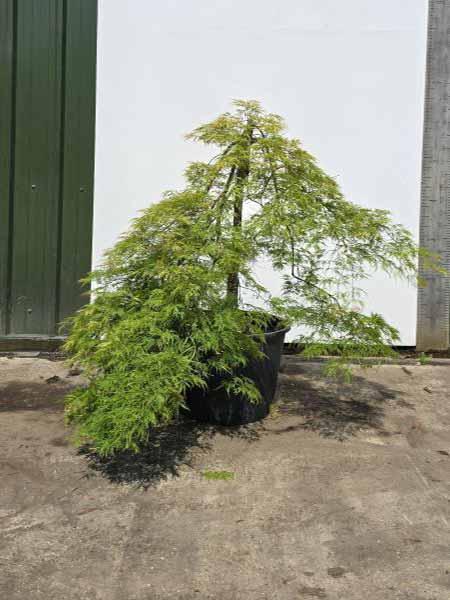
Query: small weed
418 352 432 365
202 470 234 481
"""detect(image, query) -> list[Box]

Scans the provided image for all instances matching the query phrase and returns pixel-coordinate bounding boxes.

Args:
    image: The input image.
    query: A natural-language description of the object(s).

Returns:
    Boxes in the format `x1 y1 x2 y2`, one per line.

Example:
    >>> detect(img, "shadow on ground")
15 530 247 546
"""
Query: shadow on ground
81 363 403 487
0 381 73 412
80 418 262 488
275 361 403 440
0 360 405 487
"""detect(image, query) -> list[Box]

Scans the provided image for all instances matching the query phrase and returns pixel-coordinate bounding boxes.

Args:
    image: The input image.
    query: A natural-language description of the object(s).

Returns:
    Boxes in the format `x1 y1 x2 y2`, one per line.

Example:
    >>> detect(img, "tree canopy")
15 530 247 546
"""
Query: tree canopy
65 100 429 455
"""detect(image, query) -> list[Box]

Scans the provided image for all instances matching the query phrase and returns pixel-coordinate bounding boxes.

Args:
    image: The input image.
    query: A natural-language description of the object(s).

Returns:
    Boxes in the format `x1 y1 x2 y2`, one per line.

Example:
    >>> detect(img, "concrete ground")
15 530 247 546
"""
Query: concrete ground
1 356 450 600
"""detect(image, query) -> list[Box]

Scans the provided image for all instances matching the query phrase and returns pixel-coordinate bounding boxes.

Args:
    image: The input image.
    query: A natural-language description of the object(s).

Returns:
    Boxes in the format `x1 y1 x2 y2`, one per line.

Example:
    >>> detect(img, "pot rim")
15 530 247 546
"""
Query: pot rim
262 326 291 340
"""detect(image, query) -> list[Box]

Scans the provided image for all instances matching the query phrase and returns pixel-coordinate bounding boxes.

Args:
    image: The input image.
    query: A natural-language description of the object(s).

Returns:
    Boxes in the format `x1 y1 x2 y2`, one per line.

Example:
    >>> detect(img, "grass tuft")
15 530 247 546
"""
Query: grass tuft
202 470 234 481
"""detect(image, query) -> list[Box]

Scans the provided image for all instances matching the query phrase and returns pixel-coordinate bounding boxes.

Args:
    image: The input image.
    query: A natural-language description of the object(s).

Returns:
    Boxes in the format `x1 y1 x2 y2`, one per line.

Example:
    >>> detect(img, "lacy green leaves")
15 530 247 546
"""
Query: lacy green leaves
65 100 432 455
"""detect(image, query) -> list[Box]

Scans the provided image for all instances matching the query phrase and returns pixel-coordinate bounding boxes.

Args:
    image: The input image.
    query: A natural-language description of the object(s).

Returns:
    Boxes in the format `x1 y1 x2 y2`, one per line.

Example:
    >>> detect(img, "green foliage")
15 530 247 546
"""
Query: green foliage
202 470 235 481
418 352 432 365
65 99 435 456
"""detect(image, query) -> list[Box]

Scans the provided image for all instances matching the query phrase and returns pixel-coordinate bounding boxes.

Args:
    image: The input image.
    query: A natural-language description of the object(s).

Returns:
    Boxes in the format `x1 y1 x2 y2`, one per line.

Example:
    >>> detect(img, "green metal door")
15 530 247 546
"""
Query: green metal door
0 0 97 342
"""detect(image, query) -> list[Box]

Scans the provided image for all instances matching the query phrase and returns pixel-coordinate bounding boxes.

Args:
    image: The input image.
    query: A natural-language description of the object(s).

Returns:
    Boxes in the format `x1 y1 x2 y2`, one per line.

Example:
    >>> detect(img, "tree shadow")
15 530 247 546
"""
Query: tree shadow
79 360 404 485
274 360 403 440
0 381 72 412
79 416 262 489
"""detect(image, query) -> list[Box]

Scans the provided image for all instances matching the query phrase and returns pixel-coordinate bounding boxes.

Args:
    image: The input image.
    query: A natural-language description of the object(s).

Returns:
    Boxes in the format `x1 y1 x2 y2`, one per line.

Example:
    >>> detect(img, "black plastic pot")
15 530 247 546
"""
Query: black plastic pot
185 324 290 426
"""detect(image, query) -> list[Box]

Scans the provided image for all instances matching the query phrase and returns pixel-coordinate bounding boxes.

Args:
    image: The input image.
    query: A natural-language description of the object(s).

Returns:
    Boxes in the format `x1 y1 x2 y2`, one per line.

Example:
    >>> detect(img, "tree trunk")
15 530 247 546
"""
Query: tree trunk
226 133 251 306
226 184 243 304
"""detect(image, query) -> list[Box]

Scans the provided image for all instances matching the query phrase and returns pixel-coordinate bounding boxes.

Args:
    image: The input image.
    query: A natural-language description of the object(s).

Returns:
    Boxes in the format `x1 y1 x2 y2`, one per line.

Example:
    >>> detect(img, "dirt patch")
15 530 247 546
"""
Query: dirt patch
0 381 73 412
298 585 328 598
2 357 450 600
327 567 347 578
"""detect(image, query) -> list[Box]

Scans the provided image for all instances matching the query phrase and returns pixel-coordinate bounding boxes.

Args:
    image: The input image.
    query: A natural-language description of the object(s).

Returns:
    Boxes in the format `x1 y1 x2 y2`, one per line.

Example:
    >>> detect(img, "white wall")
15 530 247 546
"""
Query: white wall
94 0 428 344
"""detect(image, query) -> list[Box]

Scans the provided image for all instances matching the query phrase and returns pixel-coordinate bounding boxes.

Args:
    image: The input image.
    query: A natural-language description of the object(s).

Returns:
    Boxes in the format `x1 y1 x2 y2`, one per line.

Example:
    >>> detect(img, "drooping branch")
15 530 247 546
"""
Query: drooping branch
213 165 236 246
203 142 238 195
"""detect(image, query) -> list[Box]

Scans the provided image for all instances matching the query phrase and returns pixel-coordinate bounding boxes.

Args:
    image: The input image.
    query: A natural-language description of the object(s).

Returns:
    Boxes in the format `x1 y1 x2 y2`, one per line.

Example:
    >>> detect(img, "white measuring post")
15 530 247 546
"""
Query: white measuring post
417 0 450 351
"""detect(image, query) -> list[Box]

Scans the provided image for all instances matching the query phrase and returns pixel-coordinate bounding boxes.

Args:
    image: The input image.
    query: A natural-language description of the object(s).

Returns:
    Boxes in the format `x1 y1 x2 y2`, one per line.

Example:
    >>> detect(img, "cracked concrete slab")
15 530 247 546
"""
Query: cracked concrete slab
1 356 450 599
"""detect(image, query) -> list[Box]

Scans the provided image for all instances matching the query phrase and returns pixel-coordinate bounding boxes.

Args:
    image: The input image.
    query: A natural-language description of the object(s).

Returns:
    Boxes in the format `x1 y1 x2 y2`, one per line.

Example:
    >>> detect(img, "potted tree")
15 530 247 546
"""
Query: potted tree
65 100 432 456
